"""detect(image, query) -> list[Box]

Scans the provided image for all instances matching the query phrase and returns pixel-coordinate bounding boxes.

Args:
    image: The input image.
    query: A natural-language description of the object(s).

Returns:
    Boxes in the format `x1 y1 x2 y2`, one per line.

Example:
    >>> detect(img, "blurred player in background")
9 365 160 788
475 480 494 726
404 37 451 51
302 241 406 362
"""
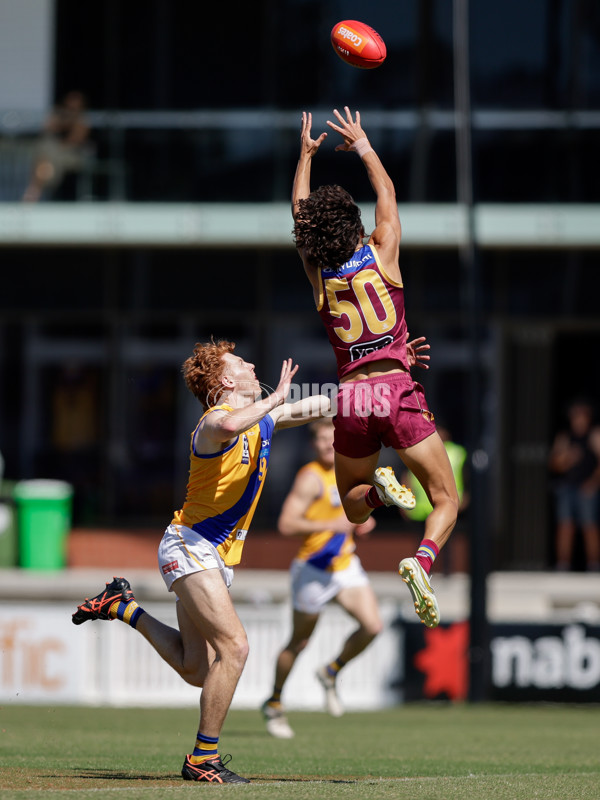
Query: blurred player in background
72 339 330 784
292 107 459 628
262 418 379 738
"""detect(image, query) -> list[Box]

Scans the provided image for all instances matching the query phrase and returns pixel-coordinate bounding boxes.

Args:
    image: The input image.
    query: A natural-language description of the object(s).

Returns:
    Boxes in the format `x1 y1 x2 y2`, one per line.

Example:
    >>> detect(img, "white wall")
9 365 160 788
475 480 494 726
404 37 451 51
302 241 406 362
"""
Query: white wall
0 0 54 110
0 600 403 709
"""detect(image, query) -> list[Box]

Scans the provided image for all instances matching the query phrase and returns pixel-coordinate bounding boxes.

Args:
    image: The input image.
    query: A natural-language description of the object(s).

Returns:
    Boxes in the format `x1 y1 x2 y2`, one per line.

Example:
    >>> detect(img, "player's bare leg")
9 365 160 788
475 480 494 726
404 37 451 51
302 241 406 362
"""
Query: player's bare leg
273 611 320 689
263 611 319 738
315 584 383 717
334 584 383 661
398 432 459 553
72 572 249 781
396 432 459 627
173 571 250 783
334 450 385 524
173 571 249 739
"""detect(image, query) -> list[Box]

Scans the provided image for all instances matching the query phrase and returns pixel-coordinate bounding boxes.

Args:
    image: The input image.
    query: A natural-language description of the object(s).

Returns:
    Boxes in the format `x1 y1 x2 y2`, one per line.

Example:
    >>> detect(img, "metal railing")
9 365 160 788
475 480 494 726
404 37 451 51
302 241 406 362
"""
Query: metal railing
3 108 600 134
2 108 599 203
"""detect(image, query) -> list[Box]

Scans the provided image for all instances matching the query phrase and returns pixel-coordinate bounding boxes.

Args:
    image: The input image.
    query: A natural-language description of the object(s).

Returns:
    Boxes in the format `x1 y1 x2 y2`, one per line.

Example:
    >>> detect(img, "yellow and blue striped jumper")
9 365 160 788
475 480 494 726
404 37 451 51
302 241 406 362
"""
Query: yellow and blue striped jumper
172 403 274 566
295 461 355 571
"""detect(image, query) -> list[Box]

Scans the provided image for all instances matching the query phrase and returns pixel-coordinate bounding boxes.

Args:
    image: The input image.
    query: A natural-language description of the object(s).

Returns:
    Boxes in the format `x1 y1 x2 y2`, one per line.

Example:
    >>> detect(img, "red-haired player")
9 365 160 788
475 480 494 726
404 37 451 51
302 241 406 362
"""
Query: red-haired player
73 340 331 783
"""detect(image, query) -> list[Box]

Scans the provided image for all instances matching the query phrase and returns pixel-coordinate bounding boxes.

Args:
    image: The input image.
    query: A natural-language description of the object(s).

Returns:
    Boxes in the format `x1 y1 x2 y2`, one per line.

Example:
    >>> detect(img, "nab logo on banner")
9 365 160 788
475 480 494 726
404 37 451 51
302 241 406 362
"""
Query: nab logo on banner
403 622 600 703
492 624 600 692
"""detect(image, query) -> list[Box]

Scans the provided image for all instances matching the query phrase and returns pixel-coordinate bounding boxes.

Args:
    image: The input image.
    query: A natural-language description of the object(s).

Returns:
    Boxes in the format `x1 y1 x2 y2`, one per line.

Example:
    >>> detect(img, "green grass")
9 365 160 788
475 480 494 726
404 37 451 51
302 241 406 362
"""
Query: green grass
0 704 598 799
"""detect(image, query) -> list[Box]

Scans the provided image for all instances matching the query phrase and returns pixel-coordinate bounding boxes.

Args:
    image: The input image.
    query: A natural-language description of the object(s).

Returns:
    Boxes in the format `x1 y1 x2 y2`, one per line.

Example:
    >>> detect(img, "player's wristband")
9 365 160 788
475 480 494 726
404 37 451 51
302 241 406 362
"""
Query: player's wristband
350 137 374 158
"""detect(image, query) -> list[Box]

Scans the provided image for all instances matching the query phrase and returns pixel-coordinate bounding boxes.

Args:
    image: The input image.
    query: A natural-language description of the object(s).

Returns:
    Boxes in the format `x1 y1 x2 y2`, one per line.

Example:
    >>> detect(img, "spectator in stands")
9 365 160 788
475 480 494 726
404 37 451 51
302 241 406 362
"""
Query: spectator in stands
22 91 90 202
549 397 600 571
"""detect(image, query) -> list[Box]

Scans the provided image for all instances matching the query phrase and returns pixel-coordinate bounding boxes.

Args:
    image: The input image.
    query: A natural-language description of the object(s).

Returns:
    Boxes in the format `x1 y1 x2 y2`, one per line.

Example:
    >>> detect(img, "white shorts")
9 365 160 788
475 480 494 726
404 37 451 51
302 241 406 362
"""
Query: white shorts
290 554 369 614
158 523 234 592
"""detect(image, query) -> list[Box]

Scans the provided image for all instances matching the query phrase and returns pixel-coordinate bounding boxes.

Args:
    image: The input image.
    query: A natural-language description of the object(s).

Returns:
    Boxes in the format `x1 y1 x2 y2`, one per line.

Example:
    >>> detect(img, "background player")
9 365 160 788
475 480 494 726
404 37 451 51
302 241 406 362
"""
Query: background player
72 339 330 784
261 418 379 738
292 107 459 628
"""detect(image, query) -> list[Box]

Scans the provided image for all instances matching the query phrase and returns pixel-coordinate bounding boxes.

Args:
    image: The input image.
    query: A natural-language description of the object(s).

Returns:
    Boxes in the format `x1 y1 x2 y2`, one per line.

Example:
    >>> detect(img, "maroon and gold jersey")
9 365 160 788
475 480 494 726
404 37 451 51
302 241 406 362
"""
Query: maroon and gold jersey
315 244 409 379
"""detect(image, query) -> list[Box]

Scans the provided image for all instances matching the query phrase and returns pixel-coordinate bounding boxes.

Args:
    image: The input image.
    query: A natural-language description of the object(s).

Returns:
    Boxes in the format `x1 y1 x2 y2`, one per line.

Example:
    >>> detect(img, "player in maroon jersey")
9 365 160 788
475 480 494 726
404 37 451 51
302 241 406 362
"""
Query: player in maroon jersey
292 107 459 627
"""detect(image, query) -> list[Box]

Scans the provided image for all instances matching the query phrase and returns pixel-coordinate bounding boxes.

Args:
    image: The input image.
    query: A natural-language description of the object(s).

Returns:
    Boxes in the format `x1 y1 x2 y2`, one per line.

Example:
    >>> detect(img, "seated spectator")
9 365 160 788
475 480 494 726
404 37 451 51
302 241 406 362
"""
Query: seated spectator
22 90 90 202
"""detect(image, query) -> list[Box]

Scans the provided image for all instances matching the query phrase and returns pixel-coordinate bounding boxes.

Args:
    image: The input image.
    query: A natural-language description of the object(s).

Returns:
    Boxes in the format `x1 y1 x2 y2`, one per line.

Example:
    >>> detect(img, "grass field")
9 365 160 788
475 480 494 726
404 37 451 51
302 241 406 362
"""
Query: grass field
1 704 598 799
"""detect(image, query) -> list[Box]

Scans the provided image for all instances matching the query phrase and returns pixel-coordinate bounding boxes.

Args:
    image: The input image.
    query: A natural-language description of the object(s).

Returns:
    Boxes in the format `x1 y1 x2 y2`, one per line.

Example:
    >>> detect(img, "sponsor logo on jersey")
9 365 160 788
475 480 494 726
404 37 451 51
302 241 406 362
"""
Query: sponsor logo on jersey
349 334 394 362
259 439 270 458
162 560 179 575
322 250 374 279
241 434 250 465
235 529 248 541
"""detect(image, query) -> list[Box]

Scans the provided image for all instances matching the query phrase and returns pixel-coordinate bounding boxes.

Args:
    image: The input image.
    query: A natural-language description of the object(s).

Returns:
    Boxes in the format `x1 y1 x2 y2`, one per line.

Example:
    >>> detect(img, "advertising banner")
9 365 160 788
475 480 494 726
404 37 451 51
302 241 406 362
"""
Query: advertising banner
0 604 89 703
0 601 401 708
403 621 600 703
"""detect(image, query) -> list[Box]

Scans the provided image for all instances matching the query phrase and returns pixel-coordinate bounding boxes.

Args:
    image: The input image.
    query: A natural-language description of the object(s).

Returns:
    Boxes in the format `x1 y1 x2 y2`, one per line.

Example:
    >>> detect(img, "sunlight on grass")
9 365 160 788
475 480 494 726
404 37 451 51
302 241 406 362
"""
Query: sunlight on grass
0 705 598 799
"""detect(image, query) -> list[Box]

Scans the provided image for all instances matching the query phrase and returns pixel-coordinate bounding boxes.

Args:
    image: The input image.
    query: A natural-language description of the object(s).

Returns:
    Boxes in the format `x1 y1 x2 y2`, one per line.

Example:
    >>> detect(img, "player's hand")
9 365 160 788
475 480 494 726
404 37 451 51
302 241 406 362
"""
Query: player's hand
300 111 327 157
354 516 376 537
327 107 368 152
406 333 430 370
273 358 299 406
331 512 357 536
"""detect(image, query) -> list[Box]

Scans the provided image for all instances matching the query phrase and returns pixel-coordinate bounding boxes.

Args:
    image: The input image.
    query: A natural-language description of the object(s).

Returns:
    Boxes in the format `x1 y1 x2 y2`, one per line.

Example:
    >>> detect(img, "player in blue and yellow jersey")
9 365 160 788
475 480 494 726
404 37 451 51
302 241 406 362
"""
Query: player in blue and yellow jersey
262 418 380 739
292 108 460 629
72 338 331 784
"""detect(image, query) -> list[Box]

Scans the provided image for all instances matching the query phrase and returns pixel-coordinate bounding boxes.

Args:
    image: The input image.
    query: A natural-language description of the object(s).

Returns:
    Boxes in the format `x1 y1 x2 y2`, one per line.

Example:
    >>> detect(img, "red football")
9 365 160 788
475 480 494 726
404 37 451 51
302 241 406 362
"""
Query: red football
330 20 386 70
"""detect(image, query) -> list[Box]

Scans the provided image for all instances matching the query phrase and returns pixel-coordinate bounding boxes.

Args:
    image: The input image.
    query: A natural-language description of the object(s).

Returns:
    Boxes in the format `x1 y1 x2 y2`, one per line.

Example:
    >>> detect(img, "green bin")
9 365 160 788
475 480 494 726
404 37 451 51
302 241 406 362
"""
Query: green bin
0 481 18 567
14 479 73 570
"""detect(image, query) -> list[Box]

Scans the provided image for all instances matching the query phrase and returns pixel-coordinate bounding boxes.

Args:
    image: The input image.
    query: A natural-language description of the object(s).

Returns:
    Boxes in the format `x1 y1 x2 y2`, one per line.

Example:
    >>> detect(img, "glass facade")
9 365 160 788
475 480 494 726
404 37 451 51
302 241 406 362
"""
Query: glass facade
41 1 599 203
1 0 599 569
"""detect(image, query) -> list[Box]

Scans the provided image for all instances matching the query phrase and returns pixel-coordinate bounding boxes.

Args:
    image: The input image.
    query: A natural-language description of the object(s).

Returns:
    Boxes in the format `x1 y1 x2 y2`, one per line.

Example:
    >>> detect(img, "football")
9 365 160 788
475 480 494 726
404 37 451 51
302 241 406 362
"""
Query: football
330 20 386 69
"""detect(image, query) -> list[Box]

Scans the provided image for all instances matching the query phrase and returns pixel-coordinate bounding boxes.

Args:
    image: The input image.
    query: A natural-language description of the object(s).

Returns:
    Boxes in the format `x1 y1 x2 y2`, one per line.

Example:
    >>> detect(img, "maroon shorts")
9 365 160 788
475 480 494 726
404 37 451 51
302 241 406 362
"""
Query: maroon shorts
333 372 436 458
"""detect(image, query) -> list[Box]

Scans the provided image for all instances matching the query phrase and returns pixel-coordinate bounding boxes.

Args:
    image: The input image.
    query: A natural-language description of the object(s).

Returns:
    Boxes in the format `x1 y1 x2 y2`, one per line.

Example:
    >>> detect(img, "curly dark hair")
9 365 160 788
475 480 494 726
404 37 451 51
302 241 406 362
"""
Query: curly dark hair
293 185 364 271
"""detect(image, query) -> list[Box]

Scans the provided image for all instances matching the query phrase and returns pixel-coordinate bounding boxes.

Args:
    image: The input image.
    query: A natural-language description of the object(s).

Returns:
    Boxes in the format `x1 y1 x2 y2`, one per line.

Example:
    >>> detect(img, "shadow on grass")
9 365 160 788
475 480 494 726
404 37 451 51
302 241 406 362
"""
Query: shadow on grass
253 776 361 784
73 769 179 782
74 770 361 785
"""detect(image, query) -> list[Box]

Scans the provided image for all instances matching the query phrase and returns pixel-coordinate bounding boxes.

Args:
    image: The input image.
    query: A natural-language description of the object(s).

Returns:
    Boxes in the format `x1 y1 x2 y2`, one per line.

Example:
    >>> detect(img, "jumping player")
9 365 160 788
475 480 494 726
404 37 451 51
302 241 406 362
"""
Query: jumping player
72 339 330 784
292 107 459 627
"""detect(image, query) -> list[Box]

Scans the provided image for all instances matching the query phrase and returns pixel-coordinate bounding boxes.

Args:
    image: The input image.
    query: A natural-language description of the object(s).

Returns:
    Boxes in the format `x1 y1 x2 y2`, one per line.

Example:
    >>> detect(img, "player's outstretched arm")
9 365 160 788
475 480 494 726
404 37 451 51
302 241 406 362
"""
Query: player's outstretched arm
327 107 401 243
292 111 327 218
271 394 332 430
